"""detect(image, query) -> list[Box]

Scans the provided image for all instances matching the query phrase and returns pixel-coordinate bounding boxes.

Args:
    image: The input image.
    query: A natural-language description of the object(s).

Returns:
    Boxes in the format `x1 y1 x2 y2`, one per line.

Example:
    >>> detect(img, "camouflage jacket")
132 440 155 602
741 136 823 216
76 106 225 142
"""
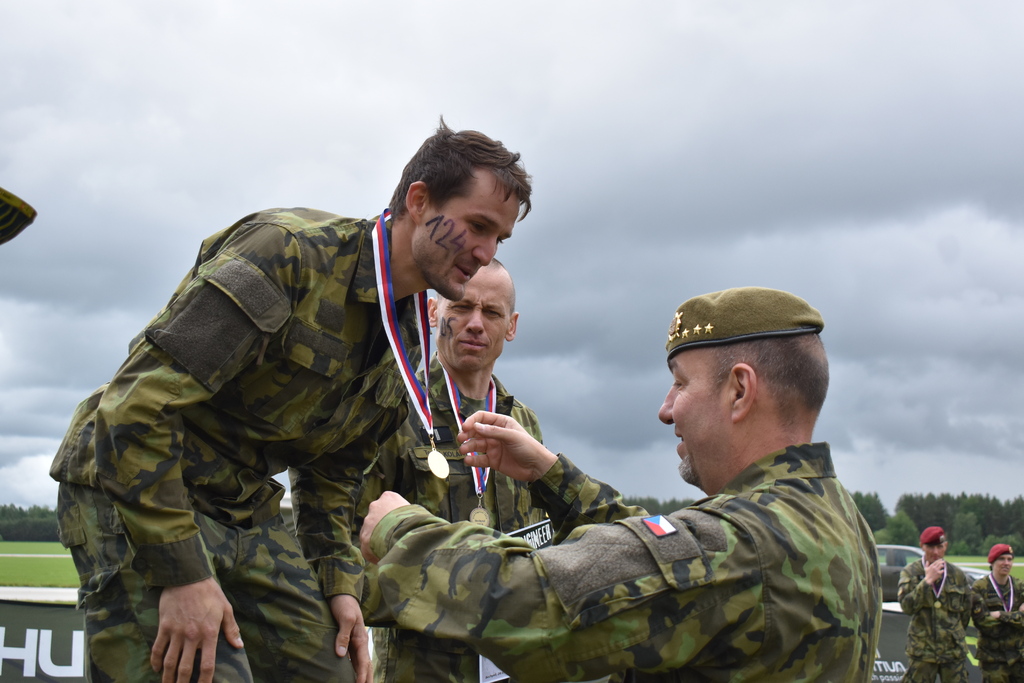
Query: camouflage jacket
359 355 546 681
971 574 1024 664
898 558 972 662
50 209 416 599
366 442 882 682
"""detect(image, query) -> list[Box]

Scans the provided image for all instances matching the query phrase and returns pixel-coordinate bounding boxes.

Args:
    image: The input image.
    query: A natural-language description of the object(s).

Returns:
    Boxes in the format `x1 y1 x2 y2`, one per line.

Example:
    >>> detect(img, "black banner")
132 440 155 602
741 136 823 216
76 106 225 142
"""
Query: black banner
0 600 85 681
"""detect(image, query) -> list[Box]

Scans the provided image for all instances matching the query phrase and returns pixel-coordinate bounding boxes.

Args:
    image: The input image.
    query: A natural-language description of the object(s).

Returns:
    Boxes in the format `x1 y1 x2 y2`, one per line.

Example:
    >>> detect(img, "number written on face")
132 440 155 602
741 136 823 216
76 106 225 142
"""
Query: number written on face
426 215 467 252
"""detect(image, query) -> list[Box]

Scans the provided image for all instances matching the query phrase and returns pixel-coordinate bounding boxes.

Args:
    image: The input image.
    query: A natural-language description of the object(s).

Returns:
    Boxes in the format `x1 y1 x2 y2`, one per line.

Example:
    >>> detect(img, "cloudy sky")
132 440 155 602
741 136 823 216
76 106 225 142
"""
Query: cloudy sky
2 1 1023 517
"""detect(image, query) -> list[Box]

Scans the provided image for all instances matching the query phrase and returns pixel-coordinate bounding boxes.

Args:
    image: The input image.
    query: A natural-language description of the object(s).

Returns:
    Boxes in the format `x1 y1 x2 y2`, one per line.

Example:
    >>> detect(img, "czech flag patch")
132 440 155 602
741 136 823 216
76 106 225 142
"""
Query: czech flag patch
642 515 677 537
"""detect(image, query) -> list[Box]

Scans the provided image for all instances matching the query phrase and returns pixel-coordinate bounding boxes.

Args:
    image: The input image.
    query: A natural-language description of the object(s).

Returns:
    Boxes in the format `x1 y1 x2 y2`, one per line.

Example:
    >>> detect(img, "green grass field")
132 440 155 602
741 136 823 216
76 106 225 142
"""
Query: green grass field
1 544 1021 587
0 540 77 587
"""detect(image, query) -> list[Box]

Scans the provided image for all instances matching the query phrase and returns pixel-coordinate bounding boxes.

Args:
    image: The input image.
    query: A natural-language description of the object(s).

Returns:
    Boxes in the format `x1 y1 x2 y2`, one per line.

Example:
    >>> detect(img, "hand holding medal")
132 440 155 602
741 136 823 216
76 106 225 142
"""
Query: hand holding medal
458 412 559 483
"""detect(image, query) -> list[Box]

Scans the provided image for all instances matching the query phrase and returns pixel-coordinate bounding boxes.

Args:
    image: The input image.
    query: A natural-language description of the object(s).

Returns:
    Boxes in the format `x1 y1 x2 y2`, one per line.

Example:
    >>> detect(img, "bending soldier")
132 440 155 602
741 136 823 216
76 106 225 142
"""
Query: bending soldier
49 121 531 683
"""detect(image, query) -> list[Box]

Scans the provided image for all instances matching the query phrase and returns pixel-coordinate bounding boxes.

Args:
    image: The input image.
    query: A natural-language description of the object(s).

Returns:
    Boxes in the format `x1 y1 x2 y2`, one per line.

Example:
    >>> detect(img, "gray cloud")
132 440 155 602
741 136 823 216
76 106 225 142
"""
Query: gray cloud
2 0 1024 515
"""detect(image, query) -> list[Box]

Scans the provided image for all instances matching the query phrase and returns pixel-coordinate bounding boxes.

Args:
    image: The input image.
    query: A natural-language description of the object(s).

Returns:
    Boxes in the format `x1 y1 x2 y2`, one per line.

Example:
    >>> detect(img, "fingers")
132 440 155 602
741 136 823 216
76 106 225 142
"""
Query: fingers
349 622 372 683
221 608 244 649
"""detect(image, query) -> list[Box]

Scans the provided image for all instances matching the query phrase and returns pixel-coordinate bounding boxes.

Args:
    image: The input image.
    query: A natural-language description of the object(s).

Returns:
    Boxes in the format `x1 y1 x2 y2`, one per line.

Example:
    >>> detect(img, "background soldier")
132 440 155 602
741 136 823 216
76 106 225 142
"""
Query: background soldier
360 287 882 682
899 526 973 682
971 543 1024 682
49 121 531 683
358 259 547 683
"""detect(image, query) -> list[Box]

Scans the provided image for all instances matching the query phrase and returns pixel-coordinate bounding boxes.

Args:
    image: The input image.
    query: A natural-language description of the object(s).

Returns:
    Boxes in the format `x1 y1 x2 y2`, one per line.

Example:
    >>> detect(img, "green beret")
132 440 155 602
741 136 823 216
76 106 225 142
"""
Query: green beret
0 186 37 246
666 287 823 360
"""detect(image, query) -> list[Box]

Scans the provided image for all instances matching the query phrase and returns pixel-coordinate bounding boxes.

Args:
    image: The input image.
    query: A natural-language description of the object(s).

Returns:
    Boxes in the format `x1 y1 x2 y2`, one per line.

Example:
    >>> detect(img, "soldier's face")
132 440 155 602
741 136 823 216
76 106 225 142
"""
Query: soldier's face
922 542 947 564
411 170 519 301
993 554 1014 581
429 266 518 376
659 349 731 494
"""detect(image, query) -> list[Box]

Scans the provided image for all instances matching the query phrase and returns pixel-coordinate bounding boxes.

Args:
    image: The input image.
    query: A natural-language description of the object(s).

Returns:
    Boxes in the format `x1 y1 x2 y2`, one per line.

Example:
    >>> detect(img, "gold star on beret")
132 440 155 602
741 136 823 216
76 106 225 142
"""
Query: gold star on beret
665 287 824 360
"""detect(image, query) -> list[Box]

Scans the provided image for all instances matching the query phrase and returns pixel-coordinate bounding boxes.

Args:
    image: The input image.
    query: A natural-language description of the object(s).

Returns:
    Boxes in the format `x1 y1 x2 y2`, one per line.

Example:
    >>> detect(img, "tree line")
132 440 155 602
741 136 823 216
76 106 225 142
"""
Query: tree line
852 491 1024 555
4 492 1021 552
0 503 60 542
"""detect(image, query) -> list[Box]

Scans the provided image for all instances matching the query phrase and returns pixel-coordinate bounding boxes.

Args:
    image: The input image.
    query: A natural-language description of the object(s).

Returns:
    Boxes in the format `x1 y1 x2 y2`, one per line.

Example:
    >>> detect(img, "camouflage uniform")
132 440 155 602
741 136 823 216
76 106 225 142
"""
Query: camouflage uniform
50 209 417 682
898 558 973 682
971 574 1024 682
358 355 545 683
365 442 882 682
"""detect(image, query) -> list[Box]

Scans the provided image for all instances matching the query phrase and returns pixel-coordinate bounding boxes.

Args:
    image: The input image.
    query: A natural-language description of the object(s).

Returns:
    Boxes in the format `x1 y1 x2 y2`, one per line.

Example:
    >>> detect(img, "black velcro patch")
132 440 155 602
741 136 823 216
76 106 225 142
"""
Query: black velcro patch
147 285 258 390
207 259 290 333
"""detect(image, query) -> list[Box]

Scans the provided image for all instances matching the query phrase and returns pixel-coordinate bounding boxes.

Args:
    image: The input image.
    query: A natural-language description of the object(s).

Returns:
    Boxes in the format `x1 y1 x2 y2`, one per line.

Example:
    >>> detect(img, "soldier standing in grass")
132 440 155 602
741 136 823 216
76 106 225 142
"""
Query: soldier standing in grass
360 287 882 682
971 544 1024 682
899 526 973 682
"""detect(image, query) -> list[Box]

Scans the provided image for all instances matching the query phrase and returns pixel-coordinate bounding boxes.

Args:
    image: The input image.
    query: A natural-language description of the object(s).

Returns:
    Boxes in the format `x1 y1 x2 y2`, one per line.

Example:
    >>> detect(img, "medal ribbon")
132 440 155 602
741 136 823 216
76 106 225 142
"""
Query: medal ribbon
990 573 1014 612
371 209 434 440
926 560 947 599
441 365 495 498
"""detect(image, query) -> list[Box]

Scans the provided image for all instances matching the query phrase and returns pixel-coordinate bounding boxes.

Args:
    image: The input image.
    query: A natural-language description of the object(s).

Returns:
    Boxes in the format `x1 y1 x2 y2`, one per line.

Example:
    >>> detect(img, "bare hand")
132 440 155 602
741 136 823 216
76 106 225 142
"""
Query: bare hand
991 610 1002 619
458 411 557 482
359 491 412 564
924 559 944 585
150 577 243 683
330 594 371 683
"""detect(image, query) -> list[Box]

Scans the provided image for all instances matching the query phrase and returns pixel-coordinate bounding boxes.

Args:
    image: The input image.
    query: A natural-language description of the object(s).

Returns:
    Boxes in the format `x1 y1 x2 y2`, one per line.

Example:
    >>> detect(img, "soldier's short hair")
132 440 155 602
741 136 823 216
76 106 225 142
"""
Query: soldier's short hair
711 334 830 422
389 118 532 221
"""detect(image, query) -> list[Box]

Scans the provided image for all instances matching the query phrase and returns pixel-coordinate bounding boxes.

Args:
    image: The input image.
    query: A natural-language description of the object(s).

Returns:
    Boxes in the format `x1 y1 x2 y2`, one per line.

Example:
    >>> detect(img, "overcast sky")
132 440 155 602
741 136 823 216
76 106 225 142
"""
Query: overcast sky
2 1 1023 517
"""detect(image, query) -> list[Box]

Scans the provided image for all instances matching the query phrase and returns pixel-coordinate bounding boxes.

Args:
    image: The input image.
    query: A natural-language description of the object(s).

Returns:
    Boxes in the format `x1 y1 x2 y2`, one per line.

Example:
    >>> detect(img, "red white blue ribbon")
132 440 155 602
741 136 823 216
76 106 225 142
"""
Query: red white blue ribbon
441 365 495 497
989 573 1014 612
371 209 433 436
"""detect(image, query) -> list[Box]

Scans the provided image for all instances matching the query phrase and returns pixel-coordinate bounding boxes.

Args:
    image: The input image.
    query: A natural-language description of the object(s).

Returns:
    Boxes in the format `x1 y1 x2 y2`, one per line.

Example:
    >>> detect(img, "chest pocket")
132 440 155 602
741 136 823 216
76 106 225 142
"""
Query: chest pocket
409 445 474 519
239 320 355 435
943 582 971 613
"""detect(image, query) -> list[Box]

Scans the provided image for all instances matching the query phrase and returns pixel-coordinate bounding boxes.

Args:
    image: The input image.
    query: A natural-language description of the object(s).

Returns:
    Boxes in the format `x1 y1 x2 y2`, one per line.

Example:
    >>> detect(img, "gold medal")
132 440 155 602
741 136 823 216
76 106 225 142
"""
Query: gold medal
469 507 491 526
427 449 449 478
935 600 942 609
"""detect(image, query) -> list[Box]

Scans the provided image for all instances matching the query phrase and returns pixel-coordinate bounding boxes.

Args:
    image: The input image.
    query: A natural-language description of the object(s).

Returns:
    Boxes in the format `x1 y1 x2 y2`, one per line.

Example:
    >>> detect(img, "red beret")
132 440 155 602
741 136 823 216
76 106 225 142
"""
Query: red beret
989 544 1014 564
920 526 946 545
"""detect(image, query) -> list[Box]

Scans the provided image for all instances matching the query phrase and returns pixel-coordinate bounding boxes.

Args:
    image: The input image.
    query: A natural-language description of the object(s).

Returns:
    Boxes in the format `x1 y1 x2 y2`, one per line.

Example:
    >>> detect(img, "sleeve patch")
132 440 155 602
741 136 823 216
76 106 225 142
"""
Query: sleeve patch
536 523 660 607
146 285 258 390
207 258 290 333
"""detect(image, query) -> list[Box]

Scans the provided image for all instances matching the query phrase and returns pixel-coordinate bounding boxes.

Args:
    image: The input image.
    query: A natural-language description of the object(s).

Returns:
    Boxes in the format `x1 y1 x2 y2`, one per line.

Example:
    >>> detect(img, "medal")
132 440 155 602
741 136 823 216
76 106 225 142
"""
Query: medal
427 449 450 478
441 366 497 516
469 507 491 525
373 210 448 475
935 600 942 609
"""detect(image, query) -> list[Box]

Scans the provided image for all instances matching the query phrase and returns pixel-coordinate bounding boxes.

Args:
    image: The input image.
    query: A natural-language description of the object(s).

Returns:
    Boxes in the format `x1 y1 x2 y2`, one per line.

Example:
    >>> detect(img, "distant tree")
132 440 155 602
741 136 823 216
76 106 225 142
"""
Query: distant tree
951 511 982 555
621 496 695 516
884 511 919 546
851 492 889 531
0 503 59 542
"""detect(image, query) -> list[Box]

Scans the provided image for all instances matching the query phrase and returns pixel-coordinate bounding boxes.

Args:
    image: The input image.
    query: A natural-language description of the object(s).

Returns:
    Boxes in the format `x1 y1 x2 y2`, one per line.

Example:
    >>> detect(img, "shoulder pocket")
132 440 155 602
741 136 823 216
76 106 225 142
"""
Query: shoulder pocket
536 516 715 630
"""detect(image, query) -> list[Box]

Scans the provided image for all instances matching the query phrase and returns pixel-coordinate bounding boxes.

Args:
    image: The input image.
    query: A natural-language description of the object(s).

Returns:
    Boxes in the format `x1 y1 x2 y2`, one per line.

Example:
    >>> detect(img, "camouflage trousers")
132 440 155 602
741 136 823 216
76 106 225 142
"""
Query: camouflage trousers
901 657 970 683
980 659 1024 683
58 483 354 683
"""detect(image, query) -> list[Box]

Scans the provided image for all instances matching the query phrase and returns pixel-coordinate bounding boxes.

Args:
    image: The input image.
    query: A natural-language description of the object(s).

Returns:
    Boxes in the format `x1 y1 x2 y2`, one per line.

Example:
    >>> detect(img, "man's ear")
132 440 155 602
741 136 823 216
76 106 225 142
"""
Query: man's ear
505 312 519 342
405 180 432 223
427 297 440 328
727 363 757 424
